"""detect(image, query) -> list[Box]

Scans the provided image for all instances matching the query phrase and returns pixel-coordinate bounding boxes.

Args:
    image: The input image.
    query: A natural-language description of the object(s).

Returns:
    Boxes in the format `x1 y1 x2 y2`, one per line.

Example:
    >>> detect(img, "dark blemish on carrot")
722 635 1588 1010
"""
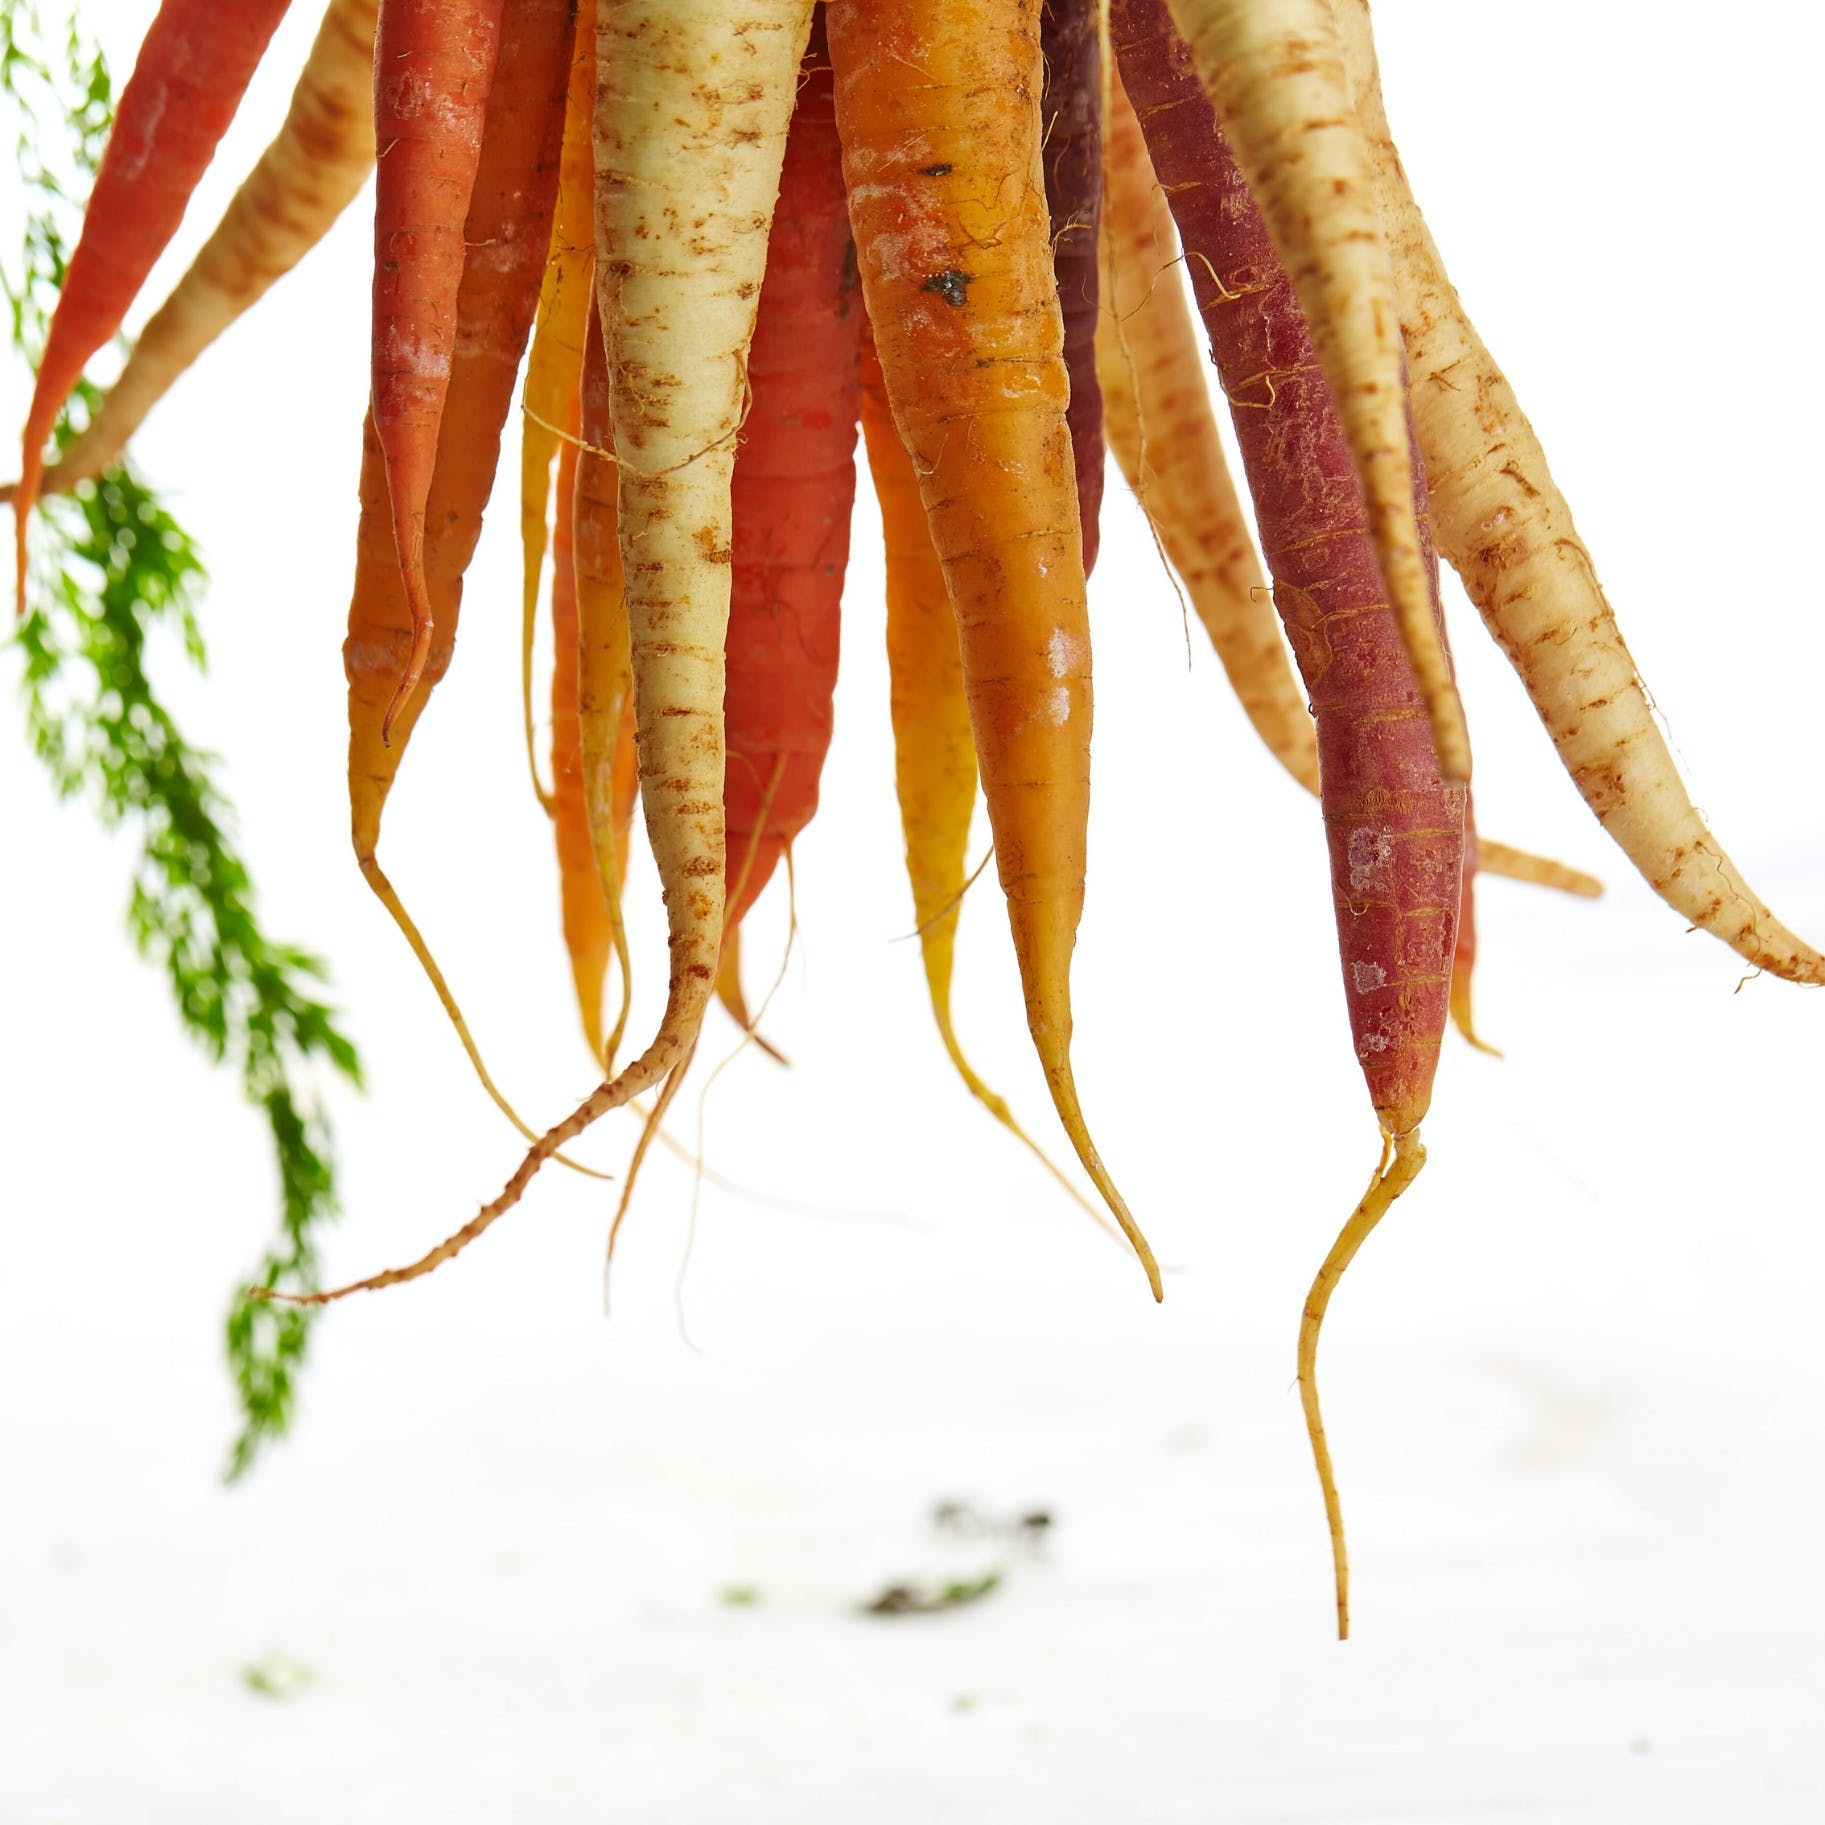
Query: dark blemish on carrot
920 162 953 176
922 269 972 307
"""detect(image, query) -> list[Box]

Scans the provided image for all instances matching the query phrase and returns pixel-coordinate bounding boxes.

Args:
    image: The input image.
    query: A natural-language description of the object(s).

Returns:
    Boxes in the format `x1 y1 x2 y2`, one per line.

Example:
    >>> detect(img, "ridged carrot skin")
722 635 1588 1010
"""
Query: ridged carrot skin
1115 0 1462 1138
369 0 506 738
519 0 598 814
1095 72 1597 902
830 0 1160 1299
1159 0 1467 784
30 0 378 499
551 430 616 1061
574 286 636 1068
722 42 861 936
346 0 572 1132
13 0 292 604
1333 0 1821 985
256 0 818 1305
1039 0 1104 576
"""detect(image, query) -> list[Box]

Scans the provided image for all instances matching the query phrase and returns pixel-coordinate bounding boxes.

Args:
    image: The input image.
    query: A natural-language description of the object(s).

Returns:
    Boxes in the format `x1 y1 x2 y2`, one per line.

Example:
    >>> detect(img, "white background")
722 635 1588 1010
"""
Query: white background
3 3 1822 1819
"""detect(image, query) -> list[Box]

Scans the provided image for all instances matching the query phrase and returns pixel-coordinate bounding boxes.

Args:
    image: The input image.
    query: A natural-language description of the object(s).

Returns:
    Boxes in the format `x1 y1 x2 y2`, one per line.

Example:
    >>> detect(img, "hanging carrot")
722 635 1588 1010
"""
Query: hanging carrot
258 0 818 1305
14 0 292 604
573 285 636 1068
551 429 616 1062
518 0 598 813
346 0 574 1134
369 0 506 739
1114 0 1464 1632
831 0 1160 1297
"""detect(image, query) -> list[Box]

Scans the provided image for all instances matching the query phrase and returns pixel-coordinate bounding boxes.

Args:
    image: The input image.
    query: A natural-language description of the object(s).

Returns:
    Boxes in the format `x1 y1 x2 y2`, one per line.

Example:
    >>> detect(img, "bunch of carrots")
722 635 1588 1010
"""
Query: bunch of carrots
10 0 1820 1635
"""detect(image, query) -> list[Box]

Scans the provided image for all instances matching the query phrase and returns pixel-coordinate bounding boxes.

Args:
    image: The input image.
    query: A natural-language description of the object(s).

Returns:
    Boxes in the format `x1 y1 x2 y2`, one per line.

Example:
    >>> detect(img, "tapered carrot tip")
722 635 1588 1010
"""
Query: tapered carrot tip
1042 1056 1162 1301
1449 980 1504 1058
1297 1127 1427 1640
381 614 435 746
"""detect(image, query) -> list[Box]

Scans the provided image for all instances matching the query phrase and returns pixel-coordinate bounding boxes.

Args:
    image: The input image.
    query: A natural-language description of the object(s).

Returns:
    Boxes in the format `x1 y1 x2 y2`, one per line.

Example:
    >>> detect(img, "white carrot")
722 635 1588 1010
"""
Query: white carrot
255 0 818 1306
1333 0 1822 983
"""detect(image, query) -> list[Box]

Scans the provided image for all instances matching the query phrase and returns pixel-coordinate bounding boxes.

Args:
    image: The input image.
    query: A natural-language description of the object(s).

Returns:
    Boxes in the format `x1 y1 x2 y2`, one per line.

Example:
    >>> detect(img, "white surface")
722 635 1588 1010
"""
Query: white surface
3 3 1822 1819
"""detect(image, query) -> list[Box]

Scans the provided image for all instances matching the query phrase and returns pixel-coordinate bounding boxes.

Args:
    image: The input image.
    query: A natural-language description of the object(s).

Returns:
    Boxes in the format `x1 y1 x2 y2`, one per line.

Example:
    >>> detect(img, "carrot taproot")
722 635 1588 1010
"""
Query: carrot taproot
346 0 575 1141
518 0 599 815
551 427 616 1063
859 323 1102 1222
1156 0 1467 785
1113 0 1464 1632
257 0 817 1306
13 0 292 604
368 0 506 741
1474 841 1600 901
1332 0 1820 983
721 30 861 940
1040 0 1104 575
831 0 1160 1298
22 0 378 501
574 283 636 1067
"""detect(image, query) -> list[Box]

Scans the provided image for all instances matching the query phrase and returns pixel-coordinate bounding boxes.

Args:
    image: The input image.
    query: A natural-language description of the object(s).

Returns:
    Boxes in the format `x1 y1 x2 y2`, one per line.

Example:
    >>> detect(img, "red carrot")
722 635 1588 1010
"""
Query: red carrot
13 0 292 606
1039 0 1104 575
369 0 507 739
1113 0 1466 1634
722 32 863 936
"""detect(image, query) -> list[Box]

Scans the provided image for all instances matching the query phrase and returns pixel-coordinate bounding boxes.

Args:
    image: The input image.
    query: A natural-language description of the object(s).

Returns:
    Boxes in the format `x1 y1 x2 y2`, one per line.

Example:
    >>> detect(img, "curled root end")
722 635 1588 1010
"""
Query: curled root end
1297 1127 1427 1640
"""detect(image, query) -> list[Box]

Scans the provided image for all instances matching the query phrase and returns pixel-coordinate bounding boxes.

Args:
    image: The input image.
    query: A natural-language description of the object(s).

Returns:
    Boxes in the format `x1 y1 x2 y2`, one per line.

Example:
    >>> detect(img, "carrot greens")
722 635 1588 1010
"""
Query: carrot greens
4 3 360 1481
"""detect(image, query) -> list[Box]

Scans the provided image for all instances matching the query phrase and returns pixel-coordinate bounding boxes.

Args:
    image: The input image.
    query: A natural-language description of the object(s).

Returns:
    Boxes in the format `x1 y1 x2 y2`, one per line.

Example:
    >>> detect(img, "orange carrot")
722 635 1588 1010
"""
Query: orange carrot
14 0 292 604
518 0 598 812
859 321 1101 1218
369 0 506 739
346 0 573 1136
551 428 616 1062
831 0 1160 1297
573 285 636 1067
1450 794 1500 1057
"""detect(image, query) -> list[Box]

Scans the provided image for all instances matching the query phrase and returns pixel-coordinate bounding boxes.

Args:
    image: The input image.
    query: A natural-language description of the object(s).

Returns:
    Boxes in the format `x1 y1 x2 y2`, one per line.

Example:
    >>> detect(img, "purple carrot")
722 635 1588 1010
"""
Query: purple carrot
1040 0 1104 574
1112 0 1467 1640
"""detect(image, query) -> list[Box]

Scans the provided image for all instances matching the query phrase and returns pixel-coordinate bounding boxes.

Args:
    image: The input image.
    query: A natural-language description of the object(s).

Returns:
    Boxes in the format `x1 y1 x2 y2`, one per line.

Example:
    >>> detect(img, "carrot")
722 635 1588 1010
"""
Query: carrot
1332 0 1821 984
1449 793 1500 1056
573 284 636 1067
1098 58 1597 901
21 0 379 501
859 323 1100 1218
1039 0 1104 575
1156 0 1467 785
1113 0 1464 1632
1095 68 1317 796
13 0 292 604
831 0 1160 1298
721 29 861 940
368 0 506 740
258 0 818 1305
346 0 575 1138
551 428 616 1062
518 0 599 815
713 927 789 1066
